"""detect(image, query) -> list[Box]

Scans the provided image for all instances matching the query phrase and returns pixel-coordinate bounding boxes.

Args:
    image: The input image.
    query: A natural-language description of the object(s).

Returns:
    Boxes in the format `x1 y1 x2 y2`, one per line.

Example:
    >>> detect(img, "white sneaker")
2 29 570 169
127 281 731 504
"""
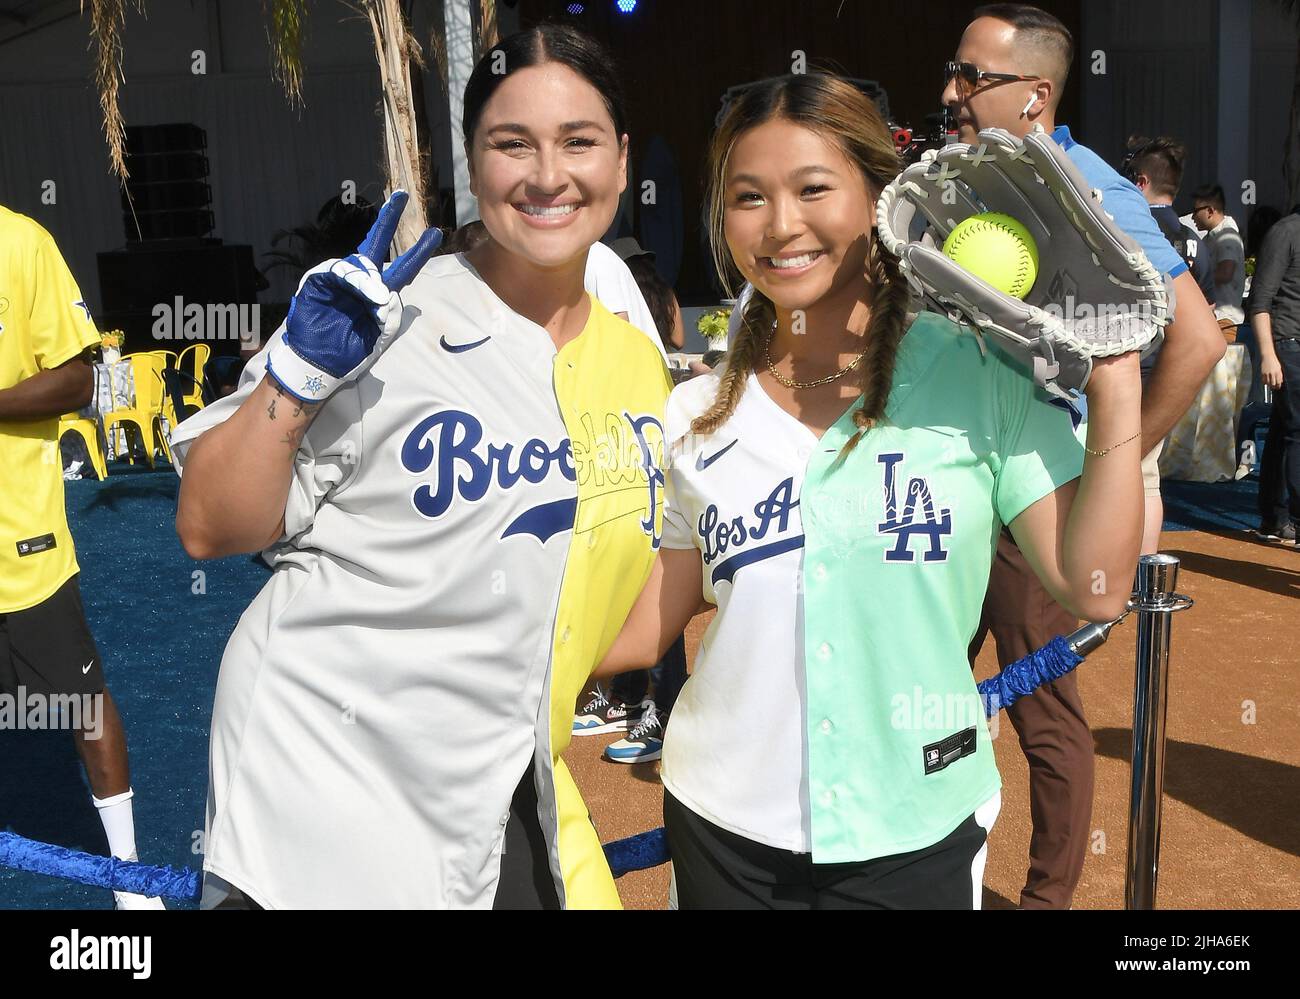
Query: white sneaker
113 890 167 910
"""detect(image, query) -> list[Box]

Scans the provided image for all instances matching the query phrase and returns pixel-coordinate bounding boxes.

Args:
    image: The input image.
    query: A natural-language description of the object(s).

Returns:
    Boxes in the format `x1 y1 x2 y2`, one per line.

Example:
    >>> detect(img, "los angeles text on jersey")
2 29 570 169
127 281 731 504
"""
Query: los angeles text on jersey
49 931 151 979
399 407 665 546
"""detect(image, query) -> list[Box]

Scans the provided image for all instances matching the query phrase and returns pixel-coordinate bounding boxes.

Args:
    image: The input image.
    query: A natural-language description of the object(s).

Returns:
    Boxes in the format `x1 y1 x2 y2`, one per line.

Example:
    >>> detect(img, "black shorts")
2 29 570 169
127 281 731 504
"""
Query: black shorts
492 760 562 911
0 575 105 697
664 790 997 910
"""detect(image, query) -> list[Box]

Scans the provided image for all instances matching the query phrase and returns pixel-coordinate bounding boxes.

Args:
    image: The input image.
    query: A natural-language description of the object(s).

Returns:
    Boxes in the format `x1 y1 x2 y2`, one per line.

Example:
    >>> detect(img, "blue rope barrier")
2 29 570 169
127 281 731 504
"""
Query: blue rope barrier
604 827 669 877
0 831 201 901
976 634 1083 717
0 637 1087 896
0 827 670 895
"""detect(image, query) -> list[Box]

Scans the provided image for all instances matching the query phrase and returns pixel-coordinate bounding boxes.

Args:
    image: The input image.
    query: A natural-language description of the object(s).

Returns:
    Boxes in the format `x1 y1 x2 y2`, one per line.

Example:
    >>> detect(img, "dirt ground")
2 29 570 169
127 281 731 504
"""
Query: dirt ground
565 528 1300 909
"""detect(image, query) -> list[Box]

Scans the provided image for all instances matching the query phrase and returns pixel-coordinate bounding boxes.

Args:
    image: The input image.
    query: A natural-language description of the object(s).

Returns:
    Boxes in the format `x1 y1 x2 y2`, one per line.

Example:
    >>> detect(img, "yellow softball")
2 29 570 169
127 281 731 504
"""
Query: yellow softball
941 212 1039 299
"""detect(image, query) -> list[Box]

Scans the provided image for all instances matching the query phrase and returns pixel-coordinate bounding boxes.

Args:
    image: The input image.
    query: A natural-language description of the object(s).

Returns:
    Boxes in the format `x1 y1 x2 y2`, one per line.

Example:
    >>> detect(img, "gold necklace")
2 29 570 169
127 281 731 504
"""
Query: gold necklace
763 328 869 390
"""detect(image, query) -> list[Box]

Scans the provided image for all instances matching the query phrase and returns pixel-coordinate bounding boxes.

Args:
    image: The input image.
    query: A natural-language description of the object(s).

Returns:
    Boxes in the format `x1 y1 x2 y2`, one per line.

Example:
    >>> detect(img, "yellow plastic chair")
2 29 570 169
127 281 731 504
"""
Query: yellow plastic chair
57 414 109 480
147 350 181 430
102 353 171 467
177 343 210 412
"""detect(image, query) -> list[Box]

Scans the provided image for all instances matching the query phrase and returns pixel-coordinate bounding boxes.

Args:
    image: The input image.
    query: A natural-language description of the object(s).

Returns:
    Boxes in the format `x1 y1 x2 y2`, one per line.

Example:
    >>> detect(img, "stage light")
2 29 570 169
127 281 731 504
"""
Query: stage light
567 2 585 12
615 0 638 13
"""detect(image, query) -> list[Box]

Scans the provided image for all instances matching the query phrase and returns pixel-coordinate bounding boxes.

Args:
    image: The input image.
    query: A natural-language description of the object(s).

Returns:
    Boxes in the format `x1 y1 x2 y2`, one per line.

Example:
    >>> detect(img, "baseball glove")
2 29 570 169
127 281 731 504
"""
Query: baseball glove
876 124 1173 399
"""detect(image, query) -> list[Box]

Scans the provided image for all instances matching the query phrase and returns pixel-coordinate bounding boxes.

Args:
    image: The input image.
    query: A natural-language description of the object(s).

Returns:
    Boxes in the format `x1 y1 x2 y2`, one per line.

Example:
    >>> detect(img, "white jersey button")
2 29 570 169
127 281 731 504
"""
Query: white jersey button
820 789 835 807
820 718 833 734
561 626 572 643
817 642 832 660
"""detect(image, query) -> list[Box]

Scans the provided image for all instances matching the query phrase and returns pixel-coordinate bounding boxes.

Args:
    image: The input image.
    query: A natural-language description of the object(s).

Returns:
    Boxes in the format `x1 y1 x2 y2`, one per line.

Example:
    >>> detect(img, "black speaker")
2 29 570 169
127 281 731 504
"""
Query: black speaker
121 180 211 214
98 244 257 312
122 123 214 244
96 244 263 357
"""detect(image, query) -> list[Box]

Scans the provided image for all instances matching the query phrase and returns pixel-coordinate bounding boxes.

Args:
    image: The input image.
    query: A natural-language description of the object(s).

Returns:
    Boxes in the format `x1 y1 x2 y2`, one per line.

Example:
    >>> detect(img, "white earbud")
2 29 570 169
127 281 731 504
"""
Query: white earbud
1021 94 1036 116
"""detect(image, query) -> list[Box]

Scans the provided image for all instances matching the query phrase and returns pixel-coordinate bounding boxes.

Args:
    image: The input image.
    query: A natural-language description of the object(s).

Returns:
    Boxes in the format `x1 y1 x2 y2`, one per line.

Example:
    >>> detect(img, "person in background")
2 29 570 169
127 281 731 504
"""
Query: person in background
944 3 1224 909
1193 184 1247 342
603 238 688 765
1248 206 1300 544
612 238 686 353
0 203 163 909
1123 135 1215 553
1247 206 1283 268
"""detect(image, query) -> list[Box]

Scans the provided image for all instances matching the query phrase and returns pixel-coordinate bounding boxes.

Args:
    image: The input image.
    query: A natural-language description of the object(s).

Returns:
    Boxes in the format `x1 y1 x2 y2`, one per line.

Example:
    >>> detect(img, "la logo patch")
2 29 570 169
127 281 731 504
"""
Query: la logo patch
877 452 952 563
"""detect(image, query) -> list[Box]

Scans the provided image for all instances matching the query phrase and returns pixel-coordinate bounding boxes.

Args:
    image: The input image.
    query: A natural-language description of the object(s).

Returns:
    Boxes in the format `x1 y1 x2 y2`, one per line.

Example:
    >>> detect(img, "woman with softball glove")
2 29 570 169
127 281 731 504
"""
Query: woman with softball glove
595 73 1146 909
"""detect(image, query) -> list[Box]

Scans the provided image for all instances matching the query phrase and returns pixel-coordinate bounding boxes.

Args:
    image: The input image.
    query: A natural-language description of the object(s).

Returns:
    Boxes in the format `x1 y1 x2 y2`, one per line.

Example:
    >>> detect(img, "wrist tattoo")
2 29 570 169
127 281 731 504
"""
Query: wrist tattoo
268 376 320 422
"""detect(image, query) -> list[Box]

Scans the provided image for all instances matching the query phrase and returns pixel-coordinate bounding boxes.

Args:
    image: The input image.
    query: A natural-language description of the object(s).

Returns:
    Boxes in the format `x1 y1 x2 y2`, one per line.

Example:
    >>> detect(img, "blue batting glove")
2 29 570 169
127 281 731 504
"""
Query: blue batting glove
267 190 443 403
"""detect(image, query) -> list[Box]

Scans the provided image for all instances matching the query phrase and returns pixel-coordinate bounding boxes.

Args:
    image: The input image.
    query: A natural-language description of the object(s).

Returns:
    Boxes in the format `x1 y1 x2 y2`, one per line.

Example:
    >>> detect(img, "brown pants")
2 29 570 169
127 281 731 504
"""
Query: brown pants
968 529 1094 909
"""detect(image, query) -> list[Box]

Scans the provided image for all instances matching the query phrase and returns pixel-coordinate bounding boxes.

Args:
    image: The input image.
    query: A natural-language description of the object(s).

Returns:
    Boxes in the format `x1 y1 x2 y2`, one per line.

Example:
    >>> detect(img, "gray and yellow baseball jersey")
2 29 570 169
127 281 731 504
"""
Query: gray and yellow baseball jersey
660 311 1085 862
172 252 671 908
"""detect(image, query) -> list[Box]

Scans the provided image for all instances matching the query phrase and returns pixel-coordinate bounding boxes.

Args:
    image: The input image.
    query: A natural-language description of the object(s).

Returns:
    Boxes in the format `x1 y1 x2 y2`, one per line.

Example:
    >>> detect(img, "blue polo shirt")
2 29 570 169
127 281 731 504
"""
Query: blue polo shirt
1051 126 1187 282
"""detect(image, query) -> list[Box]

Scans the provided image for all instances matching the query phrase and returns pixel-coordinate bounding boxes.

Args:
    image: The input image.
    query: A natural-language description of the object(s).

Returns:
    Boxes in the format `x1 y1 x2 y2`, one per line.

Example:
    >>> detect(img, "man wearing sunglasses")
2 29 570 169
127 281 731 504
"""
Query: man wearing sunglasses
945 4 1225 910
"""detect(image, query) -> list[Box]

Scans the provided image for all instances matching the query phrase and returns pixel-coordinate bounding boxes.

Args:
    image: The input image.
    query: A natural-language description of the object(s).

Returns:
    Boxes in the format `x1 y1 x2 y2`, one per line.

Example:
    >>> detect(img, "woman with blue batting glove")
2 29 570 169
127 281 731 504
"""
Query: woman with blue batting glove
172 24 672 910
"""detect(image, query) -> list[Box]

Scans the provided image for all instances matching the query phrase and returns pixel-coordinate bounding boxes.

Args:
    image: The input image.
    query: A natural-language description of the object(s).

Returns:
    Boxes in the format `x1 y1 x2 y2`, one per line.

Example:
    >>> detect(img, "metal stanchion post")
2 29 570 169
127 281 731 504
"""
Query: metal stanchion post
1125 554 1194 910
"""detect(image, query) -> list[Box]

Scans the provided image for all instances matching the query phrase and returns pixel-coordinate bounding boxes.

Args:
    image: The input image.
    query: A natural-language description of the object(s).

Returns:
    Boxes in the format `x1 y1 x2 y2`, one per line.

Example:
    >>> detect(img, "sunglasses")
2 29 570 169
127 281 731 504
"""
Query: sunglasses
944 60 1042 98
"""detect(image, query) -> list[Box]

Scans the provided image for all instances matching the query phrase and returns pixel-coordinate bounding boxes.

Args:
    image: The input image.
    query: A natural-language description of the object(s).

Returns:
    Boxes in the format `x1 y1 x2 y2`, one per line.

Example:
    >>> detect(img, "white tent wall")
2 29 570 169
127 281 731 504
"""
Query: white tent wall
0 0 457 311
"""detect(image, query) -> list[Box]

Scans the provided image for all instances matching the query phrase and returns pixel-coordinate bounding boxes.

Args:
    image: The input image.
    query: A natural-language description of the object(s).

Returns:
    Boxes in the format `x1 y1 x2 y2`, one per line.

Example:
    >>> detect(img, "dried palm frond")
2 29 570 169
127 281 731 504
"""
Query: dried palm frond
428 19 448 95
84 0 144 181
263 0 307 107
478 0 498 54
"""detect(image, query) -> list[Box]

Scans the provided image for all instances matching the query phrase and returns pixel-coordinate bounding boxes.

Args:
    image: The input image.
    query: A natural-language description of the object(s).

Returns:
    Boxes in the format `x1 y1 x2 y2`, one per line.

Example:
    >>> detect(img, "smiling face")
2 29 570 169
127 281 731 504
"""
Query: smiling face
942 17 1046 144
723 118 876 316
467 62 627 271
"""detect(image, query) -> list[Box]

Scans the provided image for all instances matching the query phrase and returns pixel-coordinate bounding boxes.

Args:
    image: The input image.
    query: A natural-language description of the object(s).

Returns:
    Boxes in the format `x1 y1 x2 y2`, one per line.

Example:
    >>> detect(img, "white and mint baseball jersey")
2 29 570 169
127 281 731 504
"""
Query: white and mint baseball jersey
660 311 1085 863
171 252 670 908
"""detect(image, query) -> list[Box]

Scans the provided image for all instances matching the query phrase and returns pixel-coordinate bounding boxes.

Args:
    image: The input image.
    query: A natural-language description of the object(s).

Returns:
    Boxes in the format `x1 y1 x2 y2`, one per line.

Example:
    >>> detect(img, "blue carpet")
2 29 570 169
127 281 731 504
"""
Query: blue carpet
1161 474 1260 535
0 462 267 909
0 464 1264 908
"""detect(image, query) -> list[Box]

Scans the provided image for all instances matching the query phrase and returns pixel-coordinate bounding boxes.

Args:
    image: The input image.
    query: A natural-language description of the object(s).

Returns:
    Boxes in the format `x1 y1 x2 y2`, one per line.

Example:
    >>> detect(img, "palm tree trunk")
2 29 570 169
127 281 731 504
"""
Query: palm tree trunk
364 0 430 252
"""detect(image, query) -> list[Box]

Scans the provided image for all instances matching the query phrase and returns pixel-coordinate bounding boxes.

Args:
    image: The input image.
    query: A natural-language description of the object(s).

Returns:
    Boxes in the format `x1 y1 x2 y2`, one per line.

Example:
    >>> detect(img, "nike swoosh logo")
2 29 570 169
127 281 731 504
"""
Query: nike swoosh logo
82 660 94 675
696 439 738 471
439 334 491 353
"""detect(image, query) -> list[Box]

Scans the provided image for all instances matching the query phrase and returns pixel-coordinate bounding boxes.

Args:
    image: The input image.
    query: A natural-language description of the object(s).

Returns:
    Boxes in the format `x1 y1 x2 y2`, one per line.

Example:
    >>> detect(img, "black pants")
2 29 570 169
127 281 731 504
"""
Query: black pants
610 634 688 712
967 530 1091 910
492 761 561 910
664 791 992 910
1258 337 1300 529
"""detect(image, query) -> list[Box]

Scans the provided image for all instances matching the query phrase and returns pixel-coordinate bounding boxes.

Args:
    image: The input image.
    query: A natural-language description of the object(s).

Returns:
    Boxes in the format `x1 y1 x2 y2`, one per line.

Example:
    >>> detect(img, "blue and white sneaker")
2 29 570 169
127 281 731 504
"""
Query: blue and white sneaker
573 686 632 736
603 701 666 764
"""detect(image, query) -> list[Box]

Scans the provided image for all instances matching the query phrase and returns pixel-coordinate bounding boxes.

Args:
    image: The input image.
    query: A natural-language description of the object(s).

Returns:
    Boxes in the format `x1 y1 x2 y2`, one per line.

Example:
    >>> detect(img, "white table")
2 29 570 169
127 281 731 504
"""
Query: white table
1158 344 1252 483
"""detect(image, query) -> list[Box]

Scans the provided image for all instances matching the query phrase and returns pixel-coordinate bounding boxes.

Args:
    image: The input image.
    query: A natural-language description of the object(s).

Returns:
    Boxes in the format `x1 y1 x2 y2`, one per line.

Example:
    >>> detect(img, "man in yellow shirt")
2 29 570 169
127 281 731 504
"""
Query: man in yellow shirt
0 204 162 908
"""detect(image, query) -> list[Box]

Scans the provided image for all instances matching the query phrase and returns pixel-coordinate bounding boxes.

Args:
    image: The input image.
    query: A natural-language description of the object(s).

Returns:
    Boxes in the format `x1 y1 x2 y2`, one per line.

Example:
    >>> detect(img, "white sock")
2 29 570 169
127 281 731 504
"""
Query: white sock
92 787 138 861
